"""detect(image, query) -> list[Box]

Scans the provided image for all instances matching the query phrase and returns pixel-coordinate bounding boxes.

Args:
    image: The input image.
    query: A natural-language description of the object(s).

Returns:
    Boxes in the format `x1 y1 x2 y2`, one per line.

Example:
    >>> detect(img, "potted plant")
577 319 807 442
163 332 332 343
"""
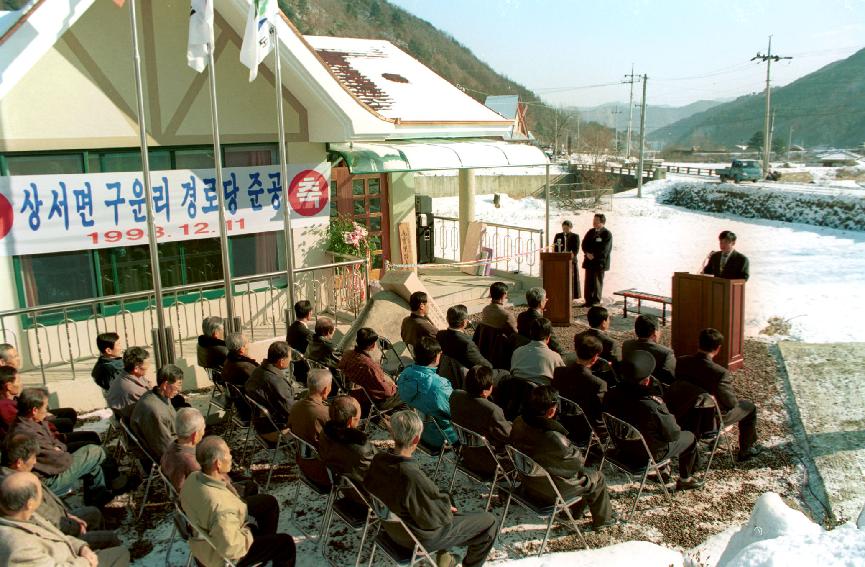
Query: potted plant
325 215 370 309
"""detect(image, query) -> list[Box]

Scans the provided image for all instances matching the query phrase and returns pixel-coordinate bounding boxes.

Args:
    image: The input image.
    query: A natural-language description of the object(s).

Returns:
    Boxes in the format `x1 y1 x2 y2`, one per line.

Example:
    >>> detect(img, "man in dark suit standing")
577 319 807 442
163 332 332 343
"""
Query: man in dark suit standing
672 328 760 461
581 213 613 307
621 315 676 386
702 230 749 281
553 220 580 301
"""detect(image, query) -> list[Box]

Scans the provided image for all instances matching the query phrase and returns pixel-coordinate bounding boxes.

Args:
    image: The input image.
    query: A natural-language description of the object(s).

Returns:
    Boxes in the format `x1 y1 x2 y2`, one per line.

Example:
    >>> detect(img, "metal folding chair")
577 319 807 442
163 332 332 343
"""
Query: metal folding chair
118 420 162 520
174 501 263 567
558 396 602 459
698 394 737 477
224 383 255 462
447 422 512 511
499 445 588 555
353 385 397 434
205 367 228 420
244 396 292 490
285 429 331 539
599 412 674 521
366 493 437 567
320 470 376 566
412 410 453 481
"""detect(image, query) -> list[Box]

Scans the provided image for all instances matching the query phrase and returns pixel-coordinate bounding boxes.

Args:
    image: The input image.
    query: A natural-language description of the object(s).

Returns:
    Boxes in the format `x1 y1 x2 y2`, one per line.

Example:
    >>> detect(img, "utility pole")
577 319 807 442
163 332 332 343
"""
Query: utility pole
636 74 648 198
752 36 792 176
611 104 622 155
625 64 636 160
787 125 793 161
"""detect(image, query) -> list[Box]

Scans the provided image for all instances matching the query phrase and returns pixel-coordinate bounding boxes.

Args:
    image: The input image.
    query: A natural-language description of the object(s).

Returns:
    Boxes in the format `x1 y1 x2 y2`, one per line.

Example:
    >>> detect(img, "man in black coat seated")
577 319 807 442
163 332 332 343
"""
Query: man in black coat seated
449 366 511 477
580 213 613 308
91 332 125 392
319 395 375 485
621 314 676 386
365 410 497 567
245 341 298 443
305 316 342 369
702 230 750 281
285 300 314 384
515 288 564 355
603 351 702 491
437 305 509 384
578 306 621 365
509 386 614 530
222 332 258 422
552 334 607 435
669 328 760 461
196 316 228 370
552 219 581 301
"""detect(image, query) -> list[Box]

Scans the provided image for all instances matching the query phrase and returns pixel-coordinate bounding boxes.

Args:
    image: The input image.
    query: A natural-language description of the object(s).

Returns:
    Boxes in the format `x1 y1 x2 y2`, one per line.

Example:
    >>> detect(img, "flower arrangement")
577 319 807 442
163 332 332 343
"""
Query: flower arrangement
325 215 370 258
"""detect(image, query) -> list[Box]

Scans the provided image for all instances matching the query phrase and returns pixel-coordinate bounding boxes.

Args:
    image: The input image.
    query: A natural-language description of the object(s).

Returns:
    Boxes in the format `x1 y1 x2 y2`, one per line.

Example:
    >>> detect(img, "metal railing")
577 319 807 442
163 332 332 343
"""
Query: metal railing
431 215 544 277
0 258 369 384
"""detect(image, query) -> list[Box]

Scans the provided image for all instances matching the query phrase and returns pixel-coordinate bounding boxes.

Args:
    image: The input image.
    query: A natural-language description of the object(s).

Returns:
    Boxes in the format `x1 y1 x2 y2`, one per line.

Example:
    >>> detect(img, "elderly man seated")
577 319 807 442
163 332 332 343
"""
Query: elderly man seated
338 328 402 410
181 437 295 567
160 407 207 493
0 471 129 566
222 333 257 422
197 316 228 371
246 341 299 443
319 396 375 486
107 347 152 420
397 337 457 450
130 364 183 461
365 410 497 567
510 318 565 383
287 368 331 447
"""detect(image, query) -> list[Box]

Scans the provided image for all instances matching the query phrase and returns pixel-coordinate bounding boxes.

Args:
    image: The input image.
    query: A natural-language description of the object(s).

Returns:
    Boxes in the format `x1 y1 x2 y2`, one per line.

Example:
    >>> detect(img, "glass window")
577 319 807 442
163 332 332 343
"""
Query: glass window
231 231 284 277
182 238 223 283
368 178 380 194
224 145 276 167
352 179 365 196
19 251 96 306
98 150 171 173
369 198 381 213
175 149 215 169
5 154 84 175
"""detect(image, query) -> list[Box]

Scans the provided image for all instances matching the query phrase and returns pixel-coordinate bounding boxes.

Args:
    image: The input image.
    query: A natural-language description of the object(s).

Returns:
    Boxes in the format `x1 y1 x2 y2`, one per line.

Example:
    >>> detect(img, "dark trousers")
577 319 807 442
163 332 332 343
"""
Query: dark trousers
64 430 103 453
47 407 78 433
724 400 758 452
575 469 613 527
583 268 605 306
246 494 279 536
391 512 497 567
62 505 122 549
237 533 295 567
571 264 582 299
659 431 698 479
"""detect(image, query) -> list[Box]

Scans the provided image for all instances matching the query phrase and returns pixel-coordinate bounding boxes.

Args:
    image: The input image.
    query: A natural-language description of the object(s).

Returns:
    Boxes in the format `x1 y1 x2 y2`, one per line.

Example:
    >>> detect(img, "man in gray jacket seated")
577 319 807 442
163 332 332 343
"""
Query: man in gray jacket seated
0 471 129 566
130 364 183 461
365 410 497 567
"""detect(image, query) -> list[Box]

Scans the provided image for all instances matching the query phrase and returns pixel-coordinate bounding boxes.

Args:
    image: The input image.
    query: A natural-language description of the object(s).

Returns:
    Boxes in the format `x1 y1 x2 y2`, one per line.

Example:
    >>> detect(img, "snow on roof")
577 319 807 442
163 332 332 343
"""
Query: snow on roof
485 95 519 119
304 35 510 124
817 150 861 161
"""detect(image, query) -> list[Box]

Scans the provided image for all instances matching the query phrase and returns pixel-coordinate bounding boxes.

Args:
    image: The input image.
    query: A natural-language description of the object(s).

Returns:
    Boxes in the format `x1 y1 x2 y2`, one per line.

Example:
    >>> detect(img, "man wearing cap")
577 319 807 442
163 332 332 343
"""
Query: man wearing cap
553 220 581 301
702 230 749 281
603 351 702 491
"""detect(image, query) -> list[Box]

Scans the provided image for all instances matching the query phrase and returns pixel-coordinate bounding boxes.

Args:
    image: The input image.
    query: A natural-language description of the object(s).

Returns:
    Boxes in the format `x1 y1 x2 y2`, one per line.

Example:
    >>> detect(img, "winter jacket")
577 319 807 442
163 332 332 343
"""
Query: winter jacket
397 364 457 449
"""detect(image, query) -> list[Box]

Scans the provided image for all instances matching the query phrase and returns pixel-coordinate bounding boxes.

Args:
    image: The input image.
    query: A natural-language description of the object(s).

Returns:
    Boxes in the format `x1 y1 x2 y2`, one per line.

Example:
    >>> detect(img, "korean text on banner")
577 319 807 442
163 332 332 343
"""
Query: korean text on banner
0 163 331 257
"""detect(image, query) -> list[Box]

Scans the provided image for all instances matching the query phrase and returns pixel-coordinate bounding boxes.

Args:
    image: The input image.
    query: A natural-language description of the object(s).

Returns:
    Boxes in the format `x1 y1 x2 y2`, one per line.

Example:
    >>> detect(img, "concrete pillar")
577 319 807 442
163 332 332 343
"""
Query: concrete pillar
458 168 476 246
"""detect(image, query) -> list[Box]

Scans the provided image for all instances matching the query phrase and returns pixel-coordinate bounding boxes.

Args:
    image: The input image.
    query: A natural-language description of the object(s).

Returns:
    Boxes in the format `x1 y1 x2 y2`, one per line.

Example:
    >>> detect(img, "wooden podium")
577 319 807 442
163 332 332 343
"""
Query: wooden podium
671 272 745 370
541 252 573 326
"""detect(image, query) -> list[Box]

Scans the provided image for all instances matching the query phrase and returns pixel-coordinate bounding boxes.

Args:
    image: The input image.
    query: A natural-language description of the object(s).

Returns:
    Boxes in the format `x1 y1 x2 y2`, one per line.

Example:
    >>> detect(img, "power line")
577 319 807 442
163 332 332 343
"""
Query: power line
752 36 792 172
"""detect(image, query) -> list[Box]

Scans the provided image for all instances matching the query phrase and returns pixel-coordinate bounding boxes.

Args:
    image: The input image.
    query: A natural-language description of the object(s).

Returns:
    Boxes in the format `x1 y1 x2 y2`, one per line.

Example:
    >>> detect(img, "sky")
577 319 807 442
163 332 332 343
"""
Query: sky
388 0 865 109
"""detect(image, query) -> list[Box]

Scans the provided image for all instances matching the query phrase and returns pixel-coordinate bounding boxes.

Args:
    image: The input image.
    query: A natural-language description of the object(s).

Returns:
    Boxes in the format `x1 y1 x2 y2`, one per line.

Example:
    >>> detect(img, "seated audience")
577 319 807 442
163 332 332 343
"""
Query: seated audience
365 410 497 567
604 351 702 490
180 437 295 567
222 332 257 421
0 471 129 566
160 408 206 493
398 337 457 450
400 291 438 350
91 332 125 391
437 305 492 370
107 347 152 420
479 281 517 334
509 386 614 530
286 300 314 385
338 328 402 410
319 396 375 486
510 318 565 382
8 388 111 502
286 369 332 447
305 317 342 368
577 306 621 365
197 316 228 370
246 341 298 443
449 366 512 476
671 328 760 461
552 334 608 431
2 435 122 550
130 365 183 461
516 288 564 354
621 314 676 386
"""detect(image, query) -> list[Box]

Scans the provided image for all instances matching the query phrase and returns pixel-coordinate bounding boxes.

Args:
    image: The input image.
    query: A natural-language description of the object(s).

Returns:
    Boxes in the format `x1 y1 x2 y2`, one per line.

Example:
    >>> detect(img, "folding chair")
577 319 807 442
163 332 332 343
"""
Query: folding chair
437 354 468 391
412 410 453 481
118 420 161 520
320 470 376 566
224 383 255 460
447 423 511 511
557 396 602 459
157 467 185 566
205 367 229 420
599 412 674 521
174 501 261 567
366 493 437 567
353 385 397 434
285 429 331 539
698 395 737 477
244 396 292 490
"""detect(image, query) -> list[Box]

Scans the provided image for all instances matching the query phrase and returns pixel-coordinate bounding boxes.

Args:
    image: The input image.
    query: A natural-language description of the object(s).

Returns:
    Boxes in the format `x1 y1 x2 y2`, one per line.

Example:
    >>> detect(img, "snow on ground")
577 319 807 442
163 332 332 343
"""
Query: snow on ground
431 180 865 343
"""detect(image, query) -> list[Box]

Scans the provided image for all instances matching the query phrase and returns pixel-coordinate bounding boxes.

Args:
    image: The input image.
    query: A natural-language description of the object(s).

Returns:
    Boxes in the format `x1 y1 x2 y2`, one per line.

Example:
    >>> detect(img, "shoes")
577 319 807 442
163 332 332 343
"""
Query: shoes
651 464 672 484
435 551 456 567
568 498 588 519
578 303 596 308
737 445 763 462
675 477 704 491
590 513 618 531
83 487 116 508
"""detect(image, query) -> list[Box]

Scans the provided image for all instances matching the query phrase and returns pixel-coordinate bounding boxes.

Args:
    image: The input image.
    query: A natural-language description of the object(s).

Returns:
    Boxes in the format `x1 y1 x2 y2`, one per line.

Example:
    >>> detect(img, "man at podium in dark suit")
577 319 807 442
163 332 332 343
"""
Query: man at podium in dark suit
702 230 749 281
552 220 580 300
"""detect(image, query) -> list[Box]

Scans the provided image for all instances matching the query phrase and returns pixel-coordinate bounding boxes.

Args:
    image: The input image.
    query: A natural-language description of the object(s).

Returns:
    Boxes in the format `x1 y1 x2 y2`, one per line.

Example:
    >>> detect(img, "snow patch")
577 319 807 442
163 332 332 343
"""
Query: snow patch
492 540 683 566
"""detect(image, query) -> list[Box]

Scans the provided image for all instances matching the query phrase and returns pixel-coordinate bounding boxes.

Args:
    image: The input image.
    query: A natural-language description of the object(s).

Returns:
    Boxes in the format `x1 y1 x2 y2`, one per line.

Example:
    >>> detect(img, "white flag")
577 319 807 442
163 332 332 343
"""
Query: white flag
239 0 278 81
187 0 214 73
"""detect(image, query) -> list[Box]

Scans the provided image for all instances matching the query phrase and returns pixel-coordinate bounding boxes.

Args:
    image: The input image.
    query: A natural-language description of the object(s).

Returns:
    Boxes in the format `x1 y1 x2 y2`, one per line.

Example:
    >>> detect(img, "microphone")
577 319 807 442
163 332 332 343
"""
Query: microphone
701 250 714 272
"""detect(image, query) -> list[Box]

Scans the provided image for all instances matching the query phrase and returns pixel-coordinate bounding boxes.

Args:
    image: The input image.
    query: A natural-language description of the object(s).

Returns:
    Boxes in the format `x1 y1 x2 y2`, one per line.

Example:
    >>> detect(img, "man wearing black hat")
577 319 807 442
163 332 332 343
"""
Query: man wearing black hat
603 351 702 491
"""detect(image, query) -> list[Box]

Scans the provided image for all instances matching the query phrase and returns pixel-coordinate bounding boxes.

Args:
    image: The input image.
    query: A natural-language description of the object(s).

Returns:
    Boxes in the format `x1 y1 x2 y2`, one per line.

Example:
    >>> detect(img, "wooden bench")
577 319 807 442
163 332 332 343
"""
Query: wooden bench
613 289 673 326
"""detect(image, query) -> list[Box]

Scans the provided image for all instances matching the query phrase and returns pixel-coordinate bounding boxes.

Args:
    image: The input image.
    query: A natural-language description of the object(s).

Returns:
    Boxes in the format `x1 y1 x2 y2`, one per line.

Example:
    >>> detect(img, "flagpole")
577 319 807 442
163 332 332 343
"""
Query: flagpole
128 0 173 365
271 24 297 324
206 44 237 332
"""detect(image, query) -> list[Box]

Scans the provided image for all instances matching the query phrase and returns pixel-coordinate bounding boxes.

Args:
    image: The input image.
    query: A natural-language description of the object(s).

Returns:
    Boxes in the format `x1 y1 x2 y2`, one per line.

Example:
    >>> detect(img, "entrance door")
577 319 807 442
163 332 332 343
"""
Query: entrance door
333 168 390 279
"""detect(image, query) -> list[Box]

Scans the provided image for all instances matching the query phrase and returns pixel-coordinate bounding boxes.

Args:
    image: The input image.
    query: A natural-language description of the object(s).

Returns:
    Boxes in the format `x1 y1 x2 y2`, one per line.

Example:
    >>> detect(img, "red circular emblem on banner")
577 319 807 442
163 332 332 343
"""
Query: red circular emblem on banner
0 193 13 240
288 170 329 217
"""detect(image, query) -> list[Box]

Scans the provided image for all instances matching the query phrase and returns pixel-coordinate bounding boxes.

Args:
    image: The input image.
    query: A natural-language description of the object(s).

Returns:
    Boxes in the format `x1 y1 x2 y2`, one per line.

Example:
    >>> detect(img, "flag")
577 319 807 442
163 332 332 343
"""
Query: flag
239 0 278 81
187 0 214 73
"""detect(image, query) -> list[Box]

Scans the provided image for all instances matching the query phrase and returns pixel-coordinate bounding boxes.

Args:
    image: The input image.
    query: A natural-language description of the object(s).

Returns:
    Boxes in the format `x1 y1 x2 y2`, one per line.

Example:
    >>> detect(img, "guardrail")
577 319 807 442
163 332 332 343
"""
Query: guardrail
431 215 543 277
0 258 368 383
571 162 720 178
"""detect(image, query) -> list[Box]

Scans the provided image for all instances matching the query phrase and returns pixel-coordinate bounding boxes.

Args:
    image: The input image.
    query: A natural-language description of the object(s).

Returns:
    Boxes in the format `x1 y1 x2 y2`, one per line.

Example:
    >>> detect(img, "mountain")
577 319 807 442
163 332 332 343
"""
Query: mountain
279 0 603 145
576 100 726 134
650 47 865 149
